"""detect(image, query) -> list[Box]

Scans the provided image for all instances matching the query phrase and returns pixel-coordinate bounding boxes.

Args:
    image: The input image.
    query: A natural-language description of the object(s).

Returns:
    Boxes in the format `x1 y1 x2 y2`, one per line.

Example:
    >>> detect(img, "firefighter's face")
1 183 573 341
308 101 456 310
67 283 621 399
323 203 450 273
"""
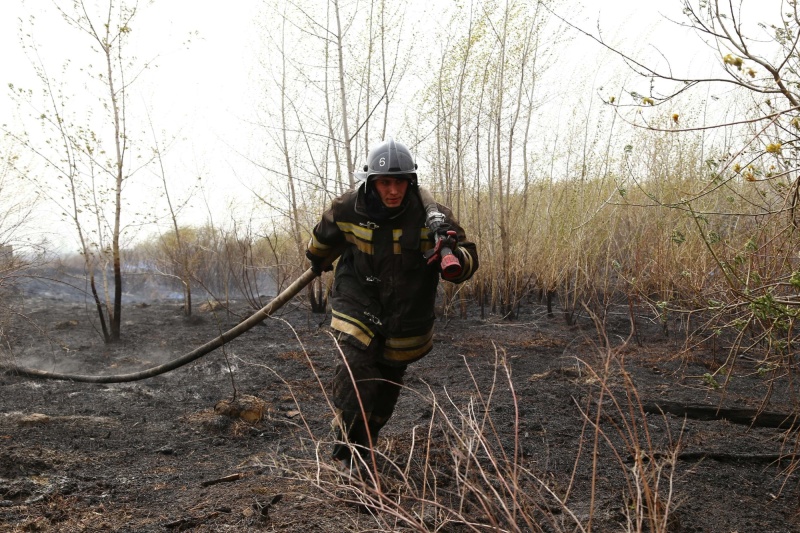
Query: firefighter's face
372 176 409 208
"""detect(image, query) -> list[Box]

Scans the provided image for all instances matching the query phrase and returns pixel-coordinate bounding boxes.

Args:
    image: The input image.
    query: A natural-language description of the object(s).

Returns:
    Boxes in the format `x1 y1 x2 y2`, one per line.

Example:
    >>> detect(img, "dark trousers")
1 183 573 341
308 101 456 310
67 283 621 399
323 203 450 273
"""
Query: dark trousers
331 336 406 462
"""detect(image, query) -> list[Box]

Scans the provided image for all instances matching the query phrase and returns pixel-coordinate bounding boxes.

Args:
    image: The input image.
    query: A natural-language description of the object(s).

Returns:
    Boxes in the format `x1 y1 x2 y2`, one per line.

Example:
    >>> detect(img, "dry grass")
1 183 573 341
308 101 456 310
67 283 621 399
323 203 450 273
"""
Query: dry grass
235 320 687 533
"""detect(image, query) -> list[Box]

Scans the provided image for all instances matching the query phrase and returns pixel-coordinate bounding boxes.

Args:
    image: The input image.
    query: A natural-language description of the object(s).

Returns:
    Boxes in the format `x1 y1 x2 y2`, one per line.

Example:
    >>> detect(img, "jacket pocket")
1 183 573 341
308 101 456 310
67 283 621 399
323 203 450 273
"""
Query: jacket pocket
400 227 424 270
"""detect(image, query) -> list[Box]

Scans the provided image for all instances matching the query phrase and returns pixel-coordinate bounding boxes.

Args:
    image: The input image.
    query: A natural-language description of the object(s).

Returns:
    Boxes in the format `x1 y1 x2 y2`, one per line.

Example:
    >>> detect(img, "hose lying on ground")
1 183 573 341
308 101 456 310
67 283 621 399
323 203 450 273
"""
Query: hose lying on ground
3 266 324 383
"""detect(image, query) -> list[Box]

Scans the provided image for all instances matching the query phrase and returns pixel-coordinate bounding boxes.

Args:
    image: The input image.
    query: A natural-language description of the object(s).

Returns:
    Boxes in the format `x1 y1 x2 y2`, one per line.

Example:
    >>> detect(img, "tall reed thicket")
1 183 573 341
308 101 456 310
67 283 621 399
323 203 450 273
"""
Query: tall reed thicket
455 138 797 366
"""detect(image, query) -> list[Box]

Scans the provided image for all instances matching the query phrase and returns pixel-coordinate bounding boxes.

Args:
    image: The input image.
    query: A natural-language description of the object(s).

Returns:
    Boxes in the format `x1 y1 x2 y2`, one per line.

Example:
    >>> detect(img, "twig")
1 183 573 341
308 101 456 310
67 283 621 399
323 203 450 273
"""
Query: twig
642 401 800 430
201 473 244 487
163 511 220 530
628 451 792 464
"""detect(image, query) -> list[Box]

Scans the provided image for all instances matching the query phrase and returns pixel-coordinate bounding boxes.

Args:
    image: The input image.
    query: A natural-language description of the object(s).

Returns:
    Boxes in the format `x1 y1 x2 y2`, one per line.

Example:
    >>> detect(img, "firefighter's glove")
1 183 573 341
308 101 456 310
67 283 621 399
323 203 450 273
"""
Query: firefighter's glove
424 229 459 266
426 212 458 251
306 250 332 275
428 227 458 253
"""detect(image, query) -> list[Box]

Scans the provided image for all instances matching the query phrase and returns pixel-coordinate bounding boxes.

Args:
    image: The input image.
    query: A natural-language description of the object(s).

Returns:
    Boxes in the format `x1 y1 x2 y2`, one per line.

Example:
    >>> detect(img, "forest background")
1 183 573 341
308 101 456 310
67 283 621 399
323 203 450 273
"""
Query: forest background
0 0 798 364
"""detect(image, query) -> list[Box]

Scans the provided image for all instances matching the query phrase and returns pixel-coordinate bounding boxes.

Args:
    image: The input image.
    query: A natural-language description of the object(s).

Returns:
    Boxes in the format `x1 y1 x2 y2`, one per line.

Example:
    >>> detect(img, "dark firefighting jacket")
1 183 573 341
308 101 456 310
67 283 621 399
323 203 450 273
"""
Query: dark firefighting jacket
307 185 478 365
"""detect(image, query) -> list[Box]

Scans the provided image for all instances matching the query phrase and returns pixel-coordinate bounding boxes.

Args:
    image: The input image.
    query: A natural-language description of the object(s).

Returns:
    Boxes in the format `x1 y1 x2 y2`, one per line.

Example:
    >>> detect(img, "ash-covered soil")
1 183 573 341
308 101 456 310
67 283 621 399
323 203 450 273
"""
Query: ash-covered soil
1 284 800 532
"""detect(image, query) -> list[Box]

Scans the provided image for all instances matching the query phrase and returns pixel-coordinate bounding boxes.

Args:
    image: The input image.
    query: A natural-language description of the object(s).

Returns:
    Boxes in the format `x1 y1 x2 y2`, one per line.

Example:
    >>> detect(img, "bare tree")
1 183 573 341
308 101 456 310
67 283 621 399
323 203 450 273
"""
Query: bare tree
6 0 157 342
146 114 198 317
248 0 415 313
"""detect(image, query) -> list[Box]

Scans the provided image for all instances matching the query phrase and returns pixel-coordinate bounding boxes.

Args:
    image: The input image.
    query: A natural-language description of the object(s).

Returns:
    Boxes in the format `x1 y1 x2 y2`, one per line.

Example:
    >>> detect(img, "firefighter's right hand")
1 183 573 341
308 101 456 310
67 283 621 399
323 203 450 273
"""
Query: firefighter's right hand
306 250 333 275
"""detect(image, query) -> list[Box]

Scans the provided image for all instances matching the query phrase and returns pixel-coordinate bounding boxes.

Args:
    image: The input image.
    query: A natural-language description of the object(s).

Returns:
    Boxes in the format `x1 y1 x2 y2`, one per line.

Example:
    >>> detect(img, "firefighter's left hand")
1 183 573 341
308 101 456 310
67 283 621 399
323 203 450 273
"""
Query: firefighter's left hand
426 212 455 246
429 227 458 251
424 229 459 266
427 213 457 246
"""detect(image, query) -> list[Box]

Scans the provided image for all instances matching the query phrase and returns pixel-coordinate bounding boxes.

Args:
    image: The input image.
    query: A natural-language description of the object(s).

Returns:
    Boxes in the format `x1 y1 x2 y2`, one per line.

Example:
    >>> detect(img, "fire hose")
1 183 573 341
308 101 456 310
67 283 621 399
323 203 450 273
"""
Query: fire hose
3 250 342 384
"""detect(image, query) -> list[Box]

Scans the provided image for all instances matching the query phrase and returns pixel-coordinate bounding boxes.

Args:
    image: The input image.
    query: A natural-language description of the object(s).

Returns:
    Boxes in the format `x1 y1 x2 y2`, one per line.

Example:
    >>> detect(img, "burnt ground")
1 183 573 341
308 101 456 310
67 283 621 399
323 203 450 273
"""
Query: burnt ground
1 281 800 532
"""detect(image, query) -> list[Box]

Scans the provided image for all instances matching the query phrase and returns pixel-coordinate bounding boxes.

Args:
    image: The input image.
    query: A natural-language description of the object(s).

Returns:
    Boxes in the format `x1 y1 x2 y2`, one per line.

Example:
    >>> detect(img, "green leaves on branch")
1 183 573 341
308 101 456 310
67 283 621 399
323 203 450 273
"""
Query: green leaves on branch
790 270 800 290
750 293 781 321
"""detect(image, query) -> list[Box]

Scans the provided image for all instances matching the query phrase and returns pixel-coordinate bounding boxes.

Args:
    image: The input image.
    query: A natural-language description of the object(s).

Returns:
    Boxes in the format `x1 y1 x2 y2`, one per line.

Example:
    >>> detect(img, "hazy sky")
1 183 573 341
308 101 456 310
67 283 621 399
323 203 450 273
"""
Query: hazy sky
0 0 701 148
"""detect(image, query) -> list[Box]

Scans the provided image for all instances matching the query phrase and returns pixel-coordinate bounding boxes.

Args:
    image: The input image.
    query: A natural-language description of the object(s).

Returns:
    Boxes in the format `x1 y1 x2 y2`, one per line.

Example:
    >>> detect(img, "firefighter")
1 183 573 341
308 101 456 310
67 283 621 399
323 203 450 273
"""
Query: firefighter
306 138 479 473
